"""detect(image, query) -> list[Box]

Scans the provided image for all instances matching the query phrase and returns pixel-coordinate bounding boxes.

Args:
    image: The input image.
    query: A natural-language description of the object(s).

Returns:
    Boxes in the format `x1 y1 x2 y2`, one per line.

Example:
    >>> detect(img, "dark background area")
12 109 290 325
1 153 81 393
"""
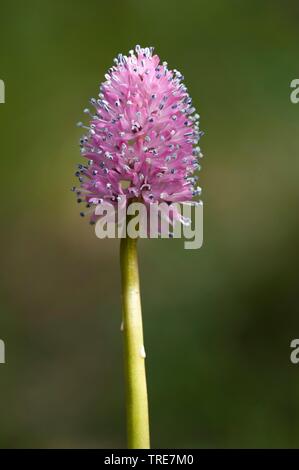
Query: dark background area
0 0 298 448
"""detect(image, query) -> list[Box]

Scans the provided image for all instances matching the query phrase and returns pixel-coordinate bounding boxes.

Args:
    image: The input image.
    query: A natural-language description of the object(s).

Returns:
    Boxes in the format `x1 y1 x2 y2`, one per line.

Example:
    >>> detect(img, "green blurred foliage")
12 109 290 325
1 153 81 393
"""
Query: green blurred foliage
0 0 298 448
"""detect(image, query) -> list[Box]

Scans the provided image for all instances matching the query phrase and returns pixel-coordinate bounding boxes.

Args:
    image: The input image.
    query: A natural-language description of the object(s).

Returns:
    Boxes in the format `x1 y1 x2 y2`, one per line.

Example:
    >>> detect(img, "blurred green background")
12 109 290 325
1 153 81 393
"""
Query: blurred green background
0 0 298 448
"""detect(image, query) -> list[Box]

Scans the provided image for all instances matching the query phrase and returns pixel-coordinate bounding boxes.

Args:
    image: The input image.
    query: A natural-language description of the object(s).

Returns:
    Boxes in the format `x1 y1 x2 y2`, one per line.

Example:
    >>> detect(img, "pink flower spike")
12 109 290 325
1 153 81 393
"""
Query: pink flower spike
74 45 203 224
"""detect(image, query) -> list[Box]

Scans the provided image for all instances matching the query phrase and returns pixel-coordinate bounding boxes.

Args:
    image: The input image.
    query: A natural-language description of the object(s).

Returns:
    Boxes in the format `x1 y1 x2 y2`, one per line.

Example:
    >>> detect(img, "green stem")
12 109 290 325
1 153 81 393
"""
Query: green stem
120 236 150 449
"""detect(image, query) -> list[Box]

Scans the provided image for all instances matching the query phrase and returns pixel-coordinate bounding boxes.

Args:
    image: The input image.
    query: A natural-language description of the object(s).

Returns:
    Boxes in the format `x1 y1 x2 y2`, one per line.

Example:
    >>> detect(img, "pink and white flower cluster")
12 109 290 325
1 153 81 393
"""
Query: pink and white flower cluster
73 45 203 227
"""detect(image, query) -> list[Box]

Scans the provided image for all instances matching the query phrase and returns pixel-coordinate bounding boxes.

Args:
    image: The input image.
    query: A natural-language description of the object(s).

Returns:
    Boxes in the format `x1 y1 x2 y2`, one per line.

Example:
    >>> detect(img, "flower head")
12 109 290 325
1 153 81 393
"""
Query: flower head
73 45 203 225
